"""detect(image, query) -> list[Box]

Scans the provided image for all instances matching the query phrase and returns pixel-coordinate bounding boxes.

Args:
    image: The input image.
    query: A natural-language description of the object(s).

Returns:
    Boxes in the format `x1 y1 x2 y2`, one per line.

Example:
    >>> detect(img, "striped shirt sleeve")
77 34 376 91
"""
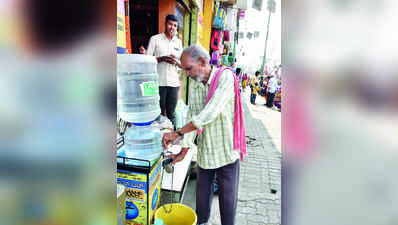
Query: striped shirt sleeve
191 70 235 130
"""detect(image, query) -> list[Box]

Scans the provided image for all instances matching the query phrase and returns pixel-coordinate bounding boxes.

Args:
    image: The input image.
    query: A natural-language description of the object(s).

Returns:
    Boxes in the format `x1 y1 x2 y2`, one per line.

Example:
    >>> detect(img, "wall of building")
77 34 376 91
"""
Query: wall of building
190 7 199 44
183 10 191 47
158 0 175 34
201 0 214 51
117 0 126 53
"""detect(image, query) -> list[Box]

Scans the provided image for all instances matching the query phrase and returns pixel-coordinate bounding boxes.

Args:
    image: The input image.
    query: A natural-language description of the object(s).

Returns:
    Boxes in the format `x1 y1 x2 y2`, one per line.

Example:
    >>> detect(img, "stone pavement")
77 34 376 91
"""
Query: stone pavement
181 90 281 225
244 90 281 152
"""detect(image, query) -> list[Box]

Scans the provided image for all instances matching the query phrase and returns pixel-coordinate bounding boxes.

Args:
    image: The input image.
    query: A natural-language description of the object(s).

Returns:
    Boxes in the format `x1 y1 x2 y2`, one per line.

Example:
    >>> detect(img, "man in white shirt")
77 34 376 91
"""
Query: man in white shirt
146 14 183 127
266 74 279 108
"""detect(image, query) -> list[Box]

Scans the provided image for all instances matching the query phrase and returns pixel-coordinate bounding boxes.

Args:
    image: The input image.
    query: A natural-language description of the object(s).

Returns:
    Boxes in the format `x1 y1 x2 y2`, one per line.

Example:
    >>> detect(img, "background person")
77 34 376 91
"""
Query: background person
146 14 182 128
266 74 279 108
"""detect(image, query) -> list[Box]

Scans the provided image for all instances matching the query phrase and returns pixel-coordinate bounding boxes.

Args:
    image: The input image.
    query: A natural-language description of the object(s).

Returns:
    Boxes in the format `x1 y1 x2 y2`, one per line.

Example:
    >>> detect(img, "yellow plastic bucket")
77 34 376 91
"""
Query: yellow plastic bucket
155 203 197 225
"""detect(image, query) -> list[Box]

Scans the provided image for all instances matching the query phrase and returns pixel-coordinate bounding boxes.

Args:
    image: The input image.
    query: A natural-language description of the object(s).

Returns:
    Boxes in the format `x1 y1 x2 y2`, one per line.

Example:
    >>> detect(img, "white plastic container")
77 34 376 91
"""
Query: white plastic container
117 125 163 167
117 54 160 124
174 100 188 129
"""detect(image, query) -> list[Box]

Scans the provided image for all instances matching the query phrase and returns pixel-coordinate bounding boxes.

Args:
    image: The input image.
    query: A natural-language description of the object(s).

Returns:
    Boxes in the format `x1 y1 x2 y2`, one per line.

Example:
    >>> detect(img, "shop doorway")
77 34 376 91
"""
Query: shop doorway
129 0 158 54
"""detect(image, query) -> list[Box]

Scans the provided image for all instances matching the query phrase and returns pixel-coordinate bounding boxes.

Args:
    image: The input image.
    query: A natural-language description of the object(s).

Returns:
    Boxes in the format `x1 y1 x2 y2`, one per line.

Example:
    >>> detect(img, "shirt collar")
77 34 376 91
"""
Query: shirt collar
206 66 217 86
162 32 175 41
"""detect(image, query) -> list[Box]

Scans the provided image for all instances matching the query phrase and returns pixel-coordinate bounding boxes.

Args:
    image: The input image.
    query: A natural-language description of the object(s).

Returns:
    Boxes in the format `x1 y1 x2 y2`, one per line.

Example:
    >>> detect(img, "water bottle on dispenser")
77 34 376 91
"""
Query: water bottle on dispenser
117 124 163 167
117 54 161 124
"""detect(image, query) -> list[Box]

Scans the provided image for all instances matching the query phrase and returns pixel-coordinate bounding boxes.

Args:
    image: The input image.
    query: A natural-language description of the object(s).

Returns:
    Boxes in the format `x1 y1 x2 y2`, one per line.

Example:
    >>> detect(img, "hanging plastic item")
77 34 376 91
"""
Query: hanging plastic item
217 54 222 68
223 30 230 42
210 29 222 51
223 45 228 55
212 6 220 28
213 6 226 29
210 52 217 65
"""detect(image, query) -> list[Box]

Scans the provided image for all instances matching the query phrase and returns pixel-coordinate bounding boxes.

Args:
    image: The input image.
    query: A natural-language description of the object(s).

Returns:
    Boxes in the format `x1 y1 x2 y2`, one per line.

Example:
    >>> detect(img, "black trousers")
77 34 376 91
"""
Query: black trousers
159 86 179 126
196 160 240 225
266 92 276 108
250 93 257 104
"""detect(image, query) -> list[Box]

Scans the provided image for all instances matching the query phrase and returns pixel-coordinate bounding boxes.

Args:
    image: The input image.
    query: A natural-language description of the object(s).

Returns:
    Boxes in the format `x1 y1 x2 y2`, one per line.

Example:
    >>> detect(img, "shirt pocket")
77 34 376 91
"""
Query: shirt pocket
172 43 181 58
157 39 170 57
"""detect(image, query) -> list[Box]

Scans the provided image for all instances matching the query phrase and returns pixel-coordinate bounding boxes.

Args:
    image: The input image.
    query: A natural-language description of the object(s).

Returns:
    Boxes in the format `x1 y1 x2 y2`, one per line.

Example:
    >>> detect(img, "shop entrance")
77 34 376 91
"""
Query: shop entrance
129 0 159 54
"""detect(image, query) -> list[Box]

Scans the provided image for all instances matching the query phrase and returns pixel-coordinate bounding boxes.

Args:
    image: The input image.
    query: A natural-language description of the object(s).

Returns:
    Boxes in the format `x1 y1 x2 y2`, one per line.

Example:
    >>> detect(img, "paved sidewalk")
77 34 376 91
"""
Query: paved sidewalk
243 90 281 152
182 90 282 225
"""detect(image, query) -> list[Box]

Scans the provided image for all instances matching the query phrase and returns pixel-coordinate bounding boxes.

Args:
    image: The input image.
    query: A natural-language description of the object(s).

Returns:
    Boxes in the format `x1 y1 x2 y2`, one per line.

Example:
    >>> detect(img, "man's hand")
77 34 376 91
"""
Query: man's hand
168 54 177 63
169 54 177 59
166 147 189 165
139 46 146 54
162 132 179 149
168 54 181 67
156 56 164 63
157 56 174 64
157 55 180 67
157 56 170 63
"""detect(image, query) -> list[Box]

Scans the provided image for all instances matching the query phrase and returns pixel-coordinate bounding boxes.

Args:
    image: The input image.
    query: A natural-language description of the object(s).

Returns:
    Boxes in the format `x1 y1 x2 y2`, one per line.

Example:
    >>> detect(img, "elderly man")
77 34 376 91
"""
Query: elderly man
162 44 246 225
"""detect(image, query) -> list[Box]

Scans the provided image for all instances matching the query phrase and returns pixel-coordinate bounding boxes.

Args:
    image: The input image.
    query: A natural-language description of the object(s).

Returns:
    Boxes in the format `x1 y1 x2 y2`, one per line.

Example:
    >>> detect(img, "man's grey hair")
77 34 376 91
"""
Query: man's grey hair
181 44 210 63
